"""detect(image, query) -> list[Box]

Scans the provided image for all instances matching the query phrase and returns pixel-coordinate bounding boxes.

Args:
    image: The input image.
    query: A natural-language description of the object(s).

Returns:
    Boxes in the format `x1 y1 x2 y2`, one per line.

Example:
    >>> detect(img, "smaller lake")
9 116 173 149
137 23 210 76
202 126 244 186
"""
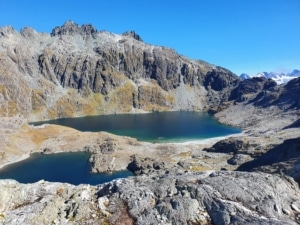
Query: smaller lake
0 152 133 185
31 111 241 142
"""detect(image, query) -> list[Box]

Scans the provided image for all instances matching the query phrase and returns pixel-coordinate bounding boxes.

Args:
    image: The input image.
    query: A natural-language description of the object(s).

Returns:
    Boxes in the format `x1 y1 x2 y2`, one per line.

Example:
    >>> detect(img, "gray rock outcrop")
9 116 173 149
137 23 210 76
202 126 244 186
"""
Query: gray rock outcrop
87 138 117 173
204 138 260 156
0 21 241 120
237 137 300 183
127 155 166 175
1 21 300 122
1 171 299 225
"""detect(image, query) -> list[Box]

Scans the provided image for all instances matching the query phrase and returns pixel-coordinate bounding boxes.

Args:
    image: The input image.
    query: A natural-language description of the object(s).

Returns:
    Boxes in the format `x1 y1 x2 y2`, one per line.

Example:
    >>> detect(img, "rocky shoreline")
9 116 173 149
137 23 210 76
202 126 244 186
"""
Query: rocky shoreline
0 115 244 173
1 102 299 177
0 103 299 224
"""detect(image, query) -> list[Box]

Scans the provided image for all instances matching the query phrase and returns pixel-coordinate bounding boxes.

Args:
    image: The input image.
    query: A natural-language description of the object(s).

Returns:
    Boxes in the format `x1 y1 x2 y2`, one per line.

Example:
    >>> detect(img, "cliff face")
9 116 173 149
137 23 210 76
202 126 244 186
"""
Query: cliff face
1 21 299 122
0 21 240 121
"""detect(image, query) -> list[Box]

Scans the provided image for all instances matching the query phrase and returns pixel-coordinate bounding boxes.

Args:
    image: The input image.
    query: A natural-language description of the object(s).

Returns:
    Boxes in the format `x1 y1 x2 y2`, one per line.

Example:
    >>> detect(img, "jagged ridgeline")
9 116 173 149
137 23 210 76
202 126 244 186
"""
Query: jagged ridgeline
0 21 242 121
1 20 289 121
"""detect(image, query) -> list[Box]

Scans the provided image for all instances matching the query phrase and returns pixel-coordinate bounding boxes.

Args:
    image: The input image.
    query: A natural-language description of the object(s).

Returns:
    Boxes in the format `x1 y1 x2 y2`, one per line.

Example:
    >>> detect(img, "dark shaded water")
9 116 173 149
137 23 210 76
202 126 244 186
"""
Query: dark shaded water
0 152 133 185
0 111 241 185
31 111 241 143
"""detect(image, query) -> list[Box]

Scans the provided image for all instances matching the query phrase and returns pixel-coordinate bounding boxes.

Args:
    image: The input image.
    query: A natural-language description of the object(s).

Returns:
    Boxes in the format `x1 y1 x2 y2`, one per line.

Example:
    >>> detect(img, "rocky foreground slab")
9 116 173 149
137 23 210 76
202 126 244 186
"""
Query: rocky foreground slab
1 171 300 225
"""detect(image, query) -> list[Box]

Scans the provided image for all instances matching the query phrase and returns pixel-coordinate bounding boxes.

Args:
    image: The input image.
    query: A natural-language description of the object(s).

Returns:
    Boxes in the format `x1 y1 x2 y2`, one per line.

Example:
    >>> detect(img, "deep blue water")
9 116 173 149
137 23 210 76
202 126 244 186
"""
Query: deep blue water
31 111 241 143
0 111 241 185
0 152 133 185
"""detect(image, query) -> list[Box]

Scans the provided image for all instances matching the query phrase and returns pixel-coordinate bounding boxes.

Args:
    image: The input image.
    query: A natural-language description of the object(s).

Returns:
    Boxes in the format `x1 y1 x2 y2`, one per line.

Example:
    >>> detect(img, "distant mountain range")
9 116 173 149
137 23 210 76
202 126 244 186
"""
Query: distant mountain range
239 69 300 84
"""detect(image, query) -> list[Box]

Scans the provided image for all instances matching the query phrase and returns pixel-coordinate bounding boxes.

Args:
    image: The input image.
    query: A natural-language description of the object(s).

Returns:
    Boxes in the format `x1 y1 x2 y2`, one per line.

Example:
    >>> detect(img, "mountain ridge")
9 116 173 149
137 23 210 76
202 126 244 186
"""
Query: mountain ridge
239 69 300 84
0 21 240 121
1 21 299 122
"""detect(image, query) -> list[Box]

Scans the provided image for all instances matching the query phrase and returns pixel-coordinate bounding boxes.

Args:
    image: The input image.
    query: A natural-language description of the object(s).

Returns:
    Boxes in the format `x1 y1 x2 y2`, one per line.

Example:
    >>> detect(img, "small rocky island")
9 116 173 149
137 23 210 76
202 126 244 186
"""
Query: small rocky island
0 21 299 224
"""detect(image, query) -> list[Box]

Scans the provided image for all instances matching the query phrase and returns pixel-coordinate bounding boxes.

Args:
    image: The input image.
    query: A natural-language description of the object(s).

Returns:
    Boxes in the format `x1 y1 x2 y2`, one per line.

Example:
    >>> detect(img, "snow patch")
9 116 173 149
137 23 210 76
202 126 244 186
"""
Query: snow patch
239 70 300 84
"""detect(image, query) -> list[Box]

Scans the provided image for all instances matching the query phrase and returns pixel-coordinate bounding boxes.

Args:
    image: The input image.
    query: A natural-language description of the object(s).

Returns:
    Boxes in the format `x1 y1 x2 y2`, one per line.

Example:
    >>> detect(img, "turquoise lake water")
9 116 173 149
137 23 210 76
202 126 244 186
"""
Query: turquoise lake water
0 111 241 185
31 111 241 143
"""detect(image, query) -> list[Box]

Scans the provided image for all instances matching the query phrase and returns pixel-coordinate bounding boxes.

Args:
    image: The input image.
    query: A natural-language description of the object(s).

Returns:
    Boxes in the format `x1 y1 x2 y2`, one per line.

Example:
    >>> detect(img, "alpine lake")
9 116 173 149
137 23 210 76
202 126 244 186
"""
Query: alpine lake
0 111 241 185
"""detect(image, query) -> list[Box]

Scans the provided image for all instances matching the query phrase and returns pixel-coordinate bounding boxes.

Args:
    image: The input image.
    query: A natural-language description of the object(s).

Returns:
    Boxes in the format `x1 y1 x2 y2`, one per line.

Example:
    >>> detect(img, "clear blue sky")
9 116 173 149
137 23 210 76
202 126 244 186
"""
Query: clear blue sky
0 0 299 75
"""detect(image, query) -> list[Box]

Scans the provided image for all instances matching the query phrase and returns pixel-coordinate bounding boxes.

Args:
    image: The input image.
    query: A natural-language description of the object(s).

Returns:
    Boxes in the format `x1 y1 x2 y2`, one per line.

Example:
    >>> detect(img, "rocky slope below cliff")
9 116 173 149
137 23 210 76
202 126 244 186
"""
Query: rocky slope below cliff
0 21 240 121
1 21 299 122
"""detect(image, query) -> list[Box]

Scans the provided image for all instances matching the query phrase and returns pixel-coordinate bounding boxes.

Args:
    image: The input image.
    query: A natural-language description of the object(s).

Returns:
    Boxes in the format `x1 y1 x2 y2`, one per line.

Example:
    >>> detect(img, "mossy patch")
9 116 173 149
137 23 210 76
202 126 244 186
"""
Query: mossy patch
82 92 105 115
47 108 58 119
31 89 47 113
54 97 75 118
190 165 210 172
179 151 191 158
7 101 19 116
0 84 6 95
138 82 175 111
107 80 137 112
15 124 77 146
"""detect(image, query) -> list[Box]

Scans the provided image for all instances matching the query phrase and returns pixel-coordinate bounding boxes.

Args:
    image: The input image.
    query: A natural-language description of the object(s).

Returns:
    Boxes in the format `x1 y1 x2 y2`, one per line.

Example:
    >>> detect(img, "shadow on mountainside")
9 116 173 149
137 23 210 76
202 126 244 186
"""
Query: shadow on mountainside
229 76 300 110
284 118 300 129
237 137 300 182
253 77 300 109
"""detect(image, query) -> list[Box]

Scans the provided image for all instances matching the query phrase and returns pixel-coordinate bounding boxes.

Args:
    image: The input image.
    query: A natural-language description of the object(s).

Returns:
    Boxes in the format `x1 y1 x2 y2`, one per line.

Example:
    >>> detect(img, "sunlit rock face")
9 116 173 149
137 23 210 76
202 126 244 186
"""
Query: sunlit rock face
0 21 242 121
1 171 300 225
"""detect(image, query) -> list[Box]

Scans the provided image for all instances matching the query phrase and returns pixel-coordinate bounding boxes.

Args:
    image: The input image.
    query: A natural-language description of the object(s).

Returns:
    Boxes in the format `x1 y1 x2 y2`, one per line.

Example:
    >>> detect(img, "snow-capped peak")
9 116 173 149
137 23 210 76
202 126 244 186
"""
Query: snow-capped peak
239 69 300 84
255 72 269 78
